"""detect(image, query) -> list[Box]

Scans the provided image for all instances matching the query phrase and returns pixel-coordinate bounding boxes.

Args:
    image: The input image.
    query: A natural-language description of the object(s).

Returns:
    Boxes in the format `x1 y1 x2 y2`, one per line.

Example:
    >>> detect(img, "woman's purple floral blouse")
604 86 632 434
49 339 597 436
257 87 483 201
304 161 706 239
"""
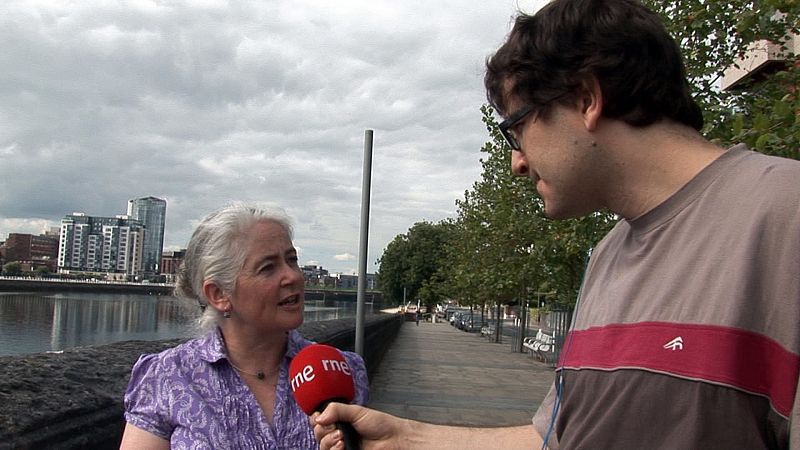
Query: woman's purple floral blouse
123 328 369 449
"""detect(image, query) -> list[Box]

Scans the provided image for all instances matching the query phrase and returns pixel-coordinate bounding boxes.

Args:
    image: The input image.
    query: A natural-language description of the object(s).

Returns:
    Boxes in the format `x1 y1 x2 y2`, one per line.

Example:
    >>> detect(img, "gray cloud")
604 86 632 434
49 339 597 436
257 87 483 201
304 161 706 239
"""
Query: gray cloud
0 0 546 273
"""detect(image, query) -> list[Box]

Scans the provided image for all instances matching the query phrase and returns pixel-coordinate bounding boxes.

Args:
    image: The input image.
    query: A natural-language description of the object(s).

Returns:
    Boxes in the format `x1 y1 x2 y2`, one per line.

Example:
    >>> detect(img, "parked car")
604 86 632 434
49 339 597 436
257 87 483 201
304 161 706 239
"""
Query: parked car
448 308 469 325
455 311 477 330
462 315 486 332
456 311 485 332
451 310 471 327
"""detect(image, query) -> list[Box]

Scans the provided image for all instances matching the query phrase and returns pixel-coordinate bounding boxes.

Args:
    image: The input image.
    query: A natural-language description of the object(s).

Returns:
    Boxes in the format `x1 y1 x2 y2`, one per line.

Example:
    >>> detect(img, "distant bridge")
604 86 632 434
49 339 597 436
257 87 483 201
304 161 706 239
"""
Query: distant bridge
304 289 384 305
0 276 383 303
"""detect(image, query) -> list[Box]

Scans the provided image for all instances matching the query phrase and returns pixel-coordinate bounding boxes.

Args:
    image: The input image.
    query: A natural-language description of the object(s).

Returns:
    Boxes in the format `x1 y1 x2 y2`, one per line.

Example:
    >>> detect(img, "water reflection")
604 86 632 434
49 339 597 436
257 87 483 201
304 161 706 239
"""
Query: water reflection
0 292 365 357
48 293 198 351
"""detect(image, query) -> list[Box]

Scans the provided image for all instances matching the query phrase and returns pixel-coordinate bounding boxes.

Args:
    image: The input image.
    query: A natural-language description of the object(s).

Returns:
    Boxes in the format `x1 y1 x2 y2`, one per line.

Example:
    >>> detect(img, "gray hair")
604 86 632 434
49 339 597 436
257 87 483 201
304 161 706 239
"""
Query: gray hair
175 202 294 332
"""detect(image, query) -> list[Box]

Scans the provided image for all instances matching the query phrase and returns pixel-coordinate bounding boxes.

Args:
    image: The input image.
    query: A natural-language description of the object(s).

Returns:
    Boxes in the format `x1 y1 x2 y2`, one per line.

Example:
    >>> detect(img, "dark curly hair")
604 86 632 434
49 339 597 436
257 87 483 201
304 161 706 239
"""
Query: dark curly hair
485 0 703 130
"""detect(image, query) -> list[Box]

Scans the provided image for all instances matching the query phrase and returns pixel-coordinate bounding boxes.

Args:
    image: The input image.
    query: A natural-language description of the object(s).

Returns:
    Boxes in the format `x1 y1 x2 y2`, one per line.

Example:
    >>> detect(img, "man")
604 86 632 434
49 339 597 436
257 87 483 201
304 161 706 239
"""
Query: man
313 0 800 448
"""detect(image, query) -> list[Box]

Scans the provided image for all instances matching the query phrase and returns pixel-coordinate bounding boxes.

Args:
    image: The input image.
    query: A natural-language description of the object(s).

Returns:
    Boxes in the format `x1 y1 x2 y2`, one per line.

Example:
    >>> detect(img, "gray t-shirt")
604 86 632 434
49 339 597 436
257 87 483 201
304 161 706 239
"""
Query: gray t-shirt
535 145 800 449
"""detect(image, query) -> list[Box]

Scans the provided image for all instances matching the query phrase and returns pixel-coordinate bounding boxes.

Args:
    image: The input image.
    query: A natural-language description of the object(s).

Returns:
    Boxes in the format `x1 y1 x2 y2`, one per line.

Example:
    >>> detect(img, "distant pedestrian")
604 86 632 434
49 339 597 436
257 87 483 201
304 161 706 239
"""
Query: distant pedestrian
415 311 420 326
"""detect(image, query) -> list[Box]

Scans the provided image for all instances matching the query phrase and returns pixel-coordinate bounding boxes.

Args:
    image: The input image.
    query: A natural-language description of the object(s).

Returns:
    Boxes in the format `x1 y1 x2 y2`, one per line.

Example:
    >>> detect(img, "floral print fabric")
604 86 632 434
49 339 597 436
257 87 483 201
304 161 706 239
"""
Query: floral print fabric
124 328 369 449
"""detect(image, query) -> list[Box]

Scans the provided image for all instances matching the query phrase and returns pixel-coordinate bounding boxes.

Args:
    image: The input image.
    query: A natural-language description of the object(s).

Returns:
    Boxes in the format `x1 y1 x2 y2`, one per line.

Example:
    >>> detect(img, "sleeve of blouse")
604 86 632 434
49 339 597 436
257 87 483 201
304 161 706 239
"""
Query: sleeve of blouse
343 350 369 405
123 353 174 440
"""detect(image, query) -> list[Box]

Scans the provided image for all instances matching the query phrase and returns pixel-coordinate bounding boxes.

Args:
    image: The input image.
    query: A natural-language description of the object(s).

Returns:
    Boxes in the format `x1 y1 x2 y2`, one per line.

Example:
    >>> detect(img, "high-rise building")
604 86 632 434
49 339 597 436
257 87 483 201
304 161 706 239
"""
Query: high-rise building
127 196 167 277
57 213 144 276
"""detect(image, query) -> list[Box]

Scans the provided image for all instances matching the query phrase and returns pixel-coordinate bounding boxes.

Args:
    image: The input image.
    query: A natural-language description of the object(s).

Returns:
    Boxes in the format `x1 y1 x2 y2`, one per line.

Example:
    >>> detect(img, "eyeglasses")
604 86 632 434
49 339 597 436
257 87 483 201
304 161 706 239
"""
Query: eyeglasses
498 105 534 151
497 91 569 151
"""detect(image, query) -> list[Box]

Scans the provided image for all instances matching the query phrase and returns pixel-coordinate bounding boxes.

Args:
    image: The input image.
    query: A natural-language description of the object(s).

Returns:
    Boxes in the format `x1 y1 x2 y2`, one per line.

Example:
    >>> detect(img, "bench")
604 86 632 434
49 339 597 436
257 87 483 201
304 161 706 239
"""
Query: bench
523 330 556 363
480 322 496 338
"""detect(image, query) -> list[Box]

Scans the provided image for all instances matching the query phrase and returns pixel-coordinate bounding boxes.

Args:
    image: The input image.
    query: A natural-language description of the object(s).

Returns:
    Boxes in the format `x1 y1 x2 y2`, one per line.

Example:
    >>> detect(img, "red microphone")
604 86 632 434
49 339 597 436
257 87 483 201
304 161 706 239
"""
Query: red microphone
289 344 360 450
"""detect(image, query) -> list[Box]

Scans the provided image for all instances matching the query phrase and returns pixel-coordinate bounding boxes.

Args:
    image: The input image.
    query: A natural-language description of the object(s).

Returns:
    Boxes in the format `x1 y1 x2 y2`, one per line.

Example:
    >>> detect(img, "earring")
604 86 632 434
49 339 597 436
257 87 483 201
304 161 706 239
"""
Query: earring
223 307 232 319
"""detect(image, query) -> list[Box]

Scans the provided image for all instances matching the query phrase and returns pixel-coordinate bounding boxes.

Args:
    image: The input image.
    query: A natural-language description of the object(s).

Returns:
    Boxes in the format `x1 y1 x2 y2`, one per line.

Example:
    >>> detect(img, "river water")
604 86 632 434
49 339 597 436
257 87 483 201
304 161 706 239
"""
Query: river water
0 291 362 357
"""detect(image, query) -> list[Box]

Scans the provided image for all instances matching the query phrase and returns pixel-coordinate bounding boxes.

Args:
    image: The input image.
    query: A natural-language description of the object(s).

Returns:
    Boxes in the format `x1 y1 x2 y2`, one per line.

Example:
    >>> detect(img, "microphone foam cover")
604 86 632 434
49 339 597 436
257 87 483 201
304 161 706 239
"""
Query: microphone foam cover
289 344 356 415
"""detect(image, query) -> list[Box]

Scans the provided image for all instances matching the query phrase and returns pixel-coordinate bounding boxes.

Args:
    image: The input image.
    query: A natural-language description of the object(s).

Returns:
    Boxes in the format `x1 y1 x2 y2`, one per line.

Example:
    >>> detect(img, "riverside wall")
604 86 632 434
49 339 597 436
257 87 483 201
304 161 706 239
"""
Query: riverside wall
0 313 404 450
0 278 174 295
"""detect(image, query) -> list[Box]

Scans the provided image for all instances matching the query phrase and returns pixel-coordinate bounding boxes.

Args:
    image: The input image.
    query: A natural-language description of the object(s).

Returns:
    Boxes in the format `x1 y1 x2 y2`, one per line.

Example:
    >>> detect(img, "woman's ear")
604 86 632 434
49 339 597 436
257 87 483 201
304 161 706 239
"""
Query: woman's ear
203 280 228 313
580 76 603 132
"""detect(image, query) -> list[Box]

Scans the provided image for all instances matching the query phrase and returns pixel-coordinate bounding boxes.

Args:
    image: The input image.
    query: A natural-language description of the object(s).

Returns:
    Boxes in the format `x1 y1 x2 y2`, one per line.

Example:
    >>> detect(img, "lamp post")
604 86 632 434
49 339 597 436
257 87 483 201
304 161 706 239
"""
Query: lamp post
355 130 374 356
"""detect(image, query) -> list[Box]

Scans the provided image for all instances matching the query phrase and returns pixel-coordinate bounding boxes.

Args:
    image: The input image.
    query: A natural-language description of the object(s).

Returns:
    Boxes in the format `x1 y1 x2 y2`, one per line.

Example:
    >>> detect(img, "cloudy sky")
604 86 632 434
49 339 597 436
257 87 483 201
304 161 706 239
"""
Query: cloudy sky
1 0 545 274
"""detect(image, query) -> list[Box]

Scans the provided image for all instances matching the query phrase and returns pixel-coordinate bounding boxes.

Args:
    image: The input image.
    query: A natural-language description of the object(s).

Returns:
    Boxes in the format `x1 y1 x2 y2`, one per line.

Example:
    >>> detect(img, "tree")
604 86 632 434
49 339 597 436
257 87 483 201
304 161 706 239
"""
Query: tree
3 262 22 276
376 221 455 307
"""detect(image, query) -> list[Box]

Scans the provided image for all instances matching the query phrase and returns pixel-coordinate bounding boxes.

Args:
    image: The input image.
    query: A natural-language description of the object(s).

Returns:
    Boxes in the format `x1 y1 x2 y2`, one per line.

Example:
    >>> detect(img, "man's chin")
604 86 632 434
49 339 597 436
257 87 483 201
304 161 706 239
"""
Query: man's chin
543 204 586 220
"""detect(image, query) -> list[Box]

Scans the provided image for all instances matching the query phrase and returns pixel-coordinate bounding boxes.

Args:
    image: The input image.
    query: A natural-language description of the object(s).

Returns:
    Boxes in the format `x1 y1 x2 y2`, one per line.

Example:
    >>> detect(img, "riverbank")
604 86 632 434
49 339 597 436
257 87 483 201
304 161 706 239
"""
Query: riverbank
0 276 385 303
0 313 404 450
0 277 173 295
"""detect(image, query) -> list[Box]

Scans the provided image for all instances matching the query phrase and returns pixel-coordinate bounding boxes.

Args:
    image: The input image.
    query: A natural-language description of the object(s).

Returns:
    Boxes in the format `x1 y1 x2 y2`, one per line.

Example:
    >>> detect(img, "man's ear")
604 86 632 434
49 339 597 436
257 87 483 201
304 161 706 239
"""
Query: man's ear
203 280 228 313
579 76 603 132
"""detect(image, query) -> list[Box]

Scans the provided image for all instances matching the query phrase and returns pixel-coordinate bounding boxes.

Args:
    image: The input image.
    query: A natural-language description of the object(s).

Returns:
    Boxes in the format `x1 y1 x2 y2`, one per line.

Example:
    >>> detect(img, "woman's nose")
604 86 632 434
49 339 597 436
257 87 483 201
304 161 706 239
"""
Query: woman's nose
282 264 304 285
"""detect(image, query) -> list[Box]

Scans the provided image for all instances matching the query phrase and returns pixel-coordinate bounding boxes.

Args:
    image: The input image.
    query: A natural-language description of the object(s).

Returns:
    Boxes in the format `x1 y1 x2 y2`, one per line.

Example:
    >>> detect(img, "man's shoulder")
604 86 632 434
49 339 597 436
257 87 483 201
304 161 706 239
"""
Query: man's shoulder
724 147 800 201
729 145 800 174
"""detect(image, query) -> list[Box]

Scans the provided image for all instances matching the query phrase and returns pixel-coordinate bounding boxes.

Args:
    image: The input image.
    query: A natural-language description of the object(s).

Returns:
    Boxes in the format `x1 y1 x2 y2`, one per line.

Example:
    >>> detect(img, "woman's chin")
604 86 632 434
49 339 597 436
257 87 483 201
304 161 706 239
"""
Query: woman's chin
278 308 304 330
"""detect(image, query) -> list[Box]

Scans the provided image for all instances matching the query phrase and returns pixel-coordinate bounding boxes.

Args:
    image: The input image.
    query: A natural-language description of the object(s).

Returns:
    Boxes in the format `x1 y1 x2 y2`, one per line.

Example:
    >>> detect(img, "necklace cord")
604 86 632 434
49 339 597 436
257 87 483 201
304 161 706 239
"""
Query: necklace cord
227 360 279 381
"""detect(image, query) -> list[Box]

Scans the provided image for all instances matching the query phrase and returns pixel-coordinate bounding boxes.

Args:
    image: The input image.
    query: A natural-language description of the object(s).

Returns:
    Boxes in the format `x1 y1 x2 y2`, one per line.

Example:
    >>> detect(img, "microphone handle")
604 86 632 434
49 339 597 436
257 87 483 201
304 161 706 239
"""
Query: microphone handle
336 420 360 450
319 400 361 450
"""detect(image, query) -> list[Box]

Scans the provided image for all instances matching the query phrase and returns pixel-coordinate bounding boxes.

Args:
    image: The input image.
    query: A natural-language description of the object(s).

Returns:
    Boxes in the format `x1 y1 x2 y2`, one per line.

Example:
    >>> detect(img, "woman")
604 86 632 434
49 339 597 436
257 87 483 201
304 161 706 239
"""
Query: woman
120 203 369 449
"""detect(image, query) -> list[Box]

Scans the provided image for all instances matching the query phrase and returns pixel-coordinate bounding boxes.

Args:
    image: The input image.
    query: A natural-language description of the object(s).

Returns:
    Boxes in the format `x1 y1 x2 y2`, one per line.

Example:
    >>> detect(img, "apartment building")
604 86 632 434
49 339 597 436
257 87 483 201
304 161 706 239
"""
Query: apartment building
57 213 144 278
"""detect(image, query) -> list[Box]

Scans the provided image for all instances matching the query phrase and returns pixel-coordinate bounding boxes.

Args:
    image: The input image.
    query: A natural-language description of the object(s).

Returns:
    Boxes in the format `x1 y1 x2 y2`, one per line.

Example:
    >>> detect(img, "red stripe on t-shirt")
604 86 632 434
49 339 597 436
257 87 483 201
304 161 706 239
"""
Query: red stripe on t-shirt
557 321 799 417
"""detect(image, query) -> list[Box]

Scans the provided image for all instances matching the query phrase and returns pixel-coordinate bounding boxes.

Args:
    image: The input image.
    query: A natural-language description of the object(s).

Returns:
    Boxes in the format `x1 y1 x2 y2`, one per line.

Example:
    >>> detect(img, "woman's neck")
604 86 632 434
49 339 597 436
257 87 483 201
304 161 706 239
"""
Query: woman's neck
220 326 289 374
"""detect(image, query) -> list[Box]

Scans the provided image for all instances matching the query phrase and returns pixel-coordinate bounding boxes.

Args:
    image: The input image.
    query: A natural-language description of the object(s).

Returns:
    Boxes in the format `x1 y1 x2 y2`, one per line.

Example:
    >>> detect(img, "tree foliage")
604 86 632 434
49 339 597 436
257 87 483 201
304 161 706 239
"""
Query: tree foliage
643 0 800 158
3 262 22 276
376 221 455 307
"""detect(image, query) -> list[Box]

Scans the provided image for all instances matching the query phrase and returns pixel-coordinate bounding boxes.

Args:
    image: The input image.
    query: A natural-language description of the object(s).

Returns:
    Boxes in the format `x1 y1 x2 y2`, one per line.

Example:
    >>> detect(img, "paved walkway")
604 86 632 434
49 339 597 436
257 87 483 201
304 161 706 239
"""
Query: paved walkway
366 319 554 427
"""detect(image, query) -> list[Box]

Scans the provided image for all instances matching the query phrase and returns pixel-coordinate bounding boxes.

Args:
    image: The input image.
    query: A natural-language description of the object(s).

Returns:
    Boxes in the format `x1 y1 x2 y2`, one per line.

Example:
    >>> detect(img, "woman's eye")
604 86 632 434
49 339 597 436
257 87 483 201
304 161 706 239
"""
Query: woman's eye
259 264 274 273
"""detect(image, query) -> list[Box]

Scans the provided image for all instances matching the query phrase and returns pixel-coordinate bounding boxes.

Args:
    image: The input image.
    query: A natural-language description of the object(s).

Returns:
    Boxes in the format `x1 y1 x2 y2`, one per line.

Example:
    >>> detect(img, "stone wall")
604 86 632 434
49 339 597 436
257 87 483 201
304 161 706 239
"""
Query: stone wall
0 313 403 450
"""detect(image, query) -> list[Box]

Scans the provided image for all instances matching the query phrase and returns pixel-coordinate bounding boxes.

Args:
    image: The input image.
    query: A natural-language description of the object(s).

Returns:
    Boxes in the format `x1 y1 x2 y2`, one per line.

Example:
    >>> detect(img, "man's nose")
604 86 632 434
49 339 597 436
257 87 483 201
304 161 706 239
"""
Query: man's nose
511 150 528 177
